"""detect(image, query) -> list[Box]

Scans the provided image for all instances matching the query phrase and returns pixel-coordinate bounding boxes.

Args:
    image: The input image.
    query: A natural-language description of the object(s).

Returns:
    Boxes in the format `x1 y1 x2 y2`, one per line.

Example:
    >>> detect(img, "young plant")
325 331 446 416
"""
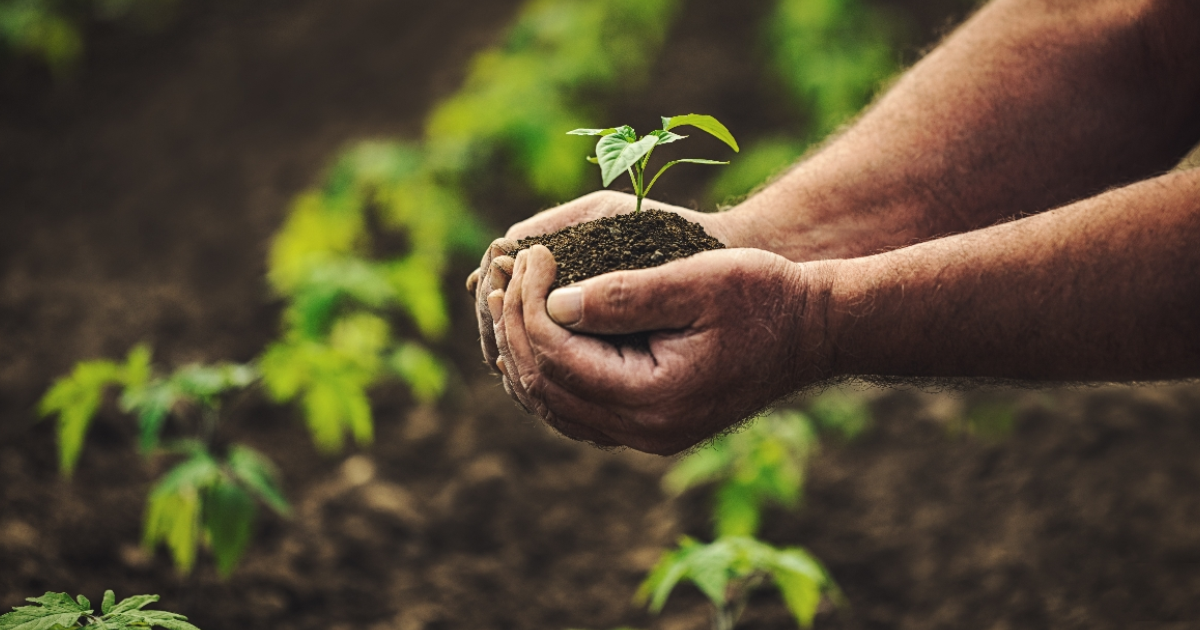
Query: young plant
39 346 290 576
0 591 199 630
638 536 838 630
569 114 740 212
664 395 871 538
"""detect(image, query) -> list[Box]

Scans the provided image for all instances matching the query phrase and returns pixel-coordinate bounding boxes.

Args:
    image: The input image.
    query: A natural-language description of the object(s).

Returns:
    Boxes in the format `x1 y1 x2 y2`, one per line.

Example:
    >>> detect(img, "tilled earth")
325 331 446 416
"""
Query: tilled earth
3 1 1199 629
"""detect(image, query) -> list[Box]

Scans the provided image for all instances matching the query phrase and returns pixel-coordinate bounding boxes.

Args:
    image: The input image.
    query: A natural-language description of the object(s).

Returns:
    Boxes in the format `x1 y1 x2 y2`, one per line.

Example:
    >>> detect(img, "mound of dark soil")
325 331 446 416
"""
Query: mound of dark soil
515 209 724 290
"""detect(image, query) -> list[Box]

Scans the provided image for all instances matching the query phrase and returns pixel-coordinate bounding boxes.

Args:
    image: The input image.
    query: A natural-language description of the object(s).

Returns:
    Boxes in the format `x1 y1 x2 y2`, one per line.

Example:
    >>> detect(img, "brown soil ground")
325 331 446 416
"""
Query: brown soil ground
4 1 1200 629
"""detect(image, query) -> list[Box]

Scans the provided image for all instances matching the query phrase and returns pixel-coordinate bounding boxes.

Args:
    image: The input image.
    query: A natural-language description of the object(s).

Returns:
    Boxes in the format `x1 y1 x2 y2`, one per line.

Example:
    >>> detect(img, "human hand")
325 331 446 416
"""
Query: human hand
466 190 740 377
492 244 836 455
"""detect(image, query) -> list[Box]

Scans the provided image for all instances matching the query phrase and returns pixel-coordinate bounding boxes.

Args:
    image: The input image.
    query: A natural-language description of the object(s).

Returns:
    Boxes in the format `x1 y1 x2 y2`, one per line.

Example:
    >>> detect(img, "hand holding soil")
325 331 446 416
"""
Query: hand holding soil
492 244 835 455
468 190 740 376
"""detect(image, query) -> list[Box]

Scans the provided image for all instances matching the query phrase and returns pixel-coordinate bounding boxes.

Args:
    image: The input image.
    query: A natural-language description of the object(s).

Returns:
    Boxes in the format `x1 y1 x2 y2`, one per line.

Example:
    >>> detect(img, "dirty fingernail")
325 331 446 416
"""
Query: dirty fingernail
466 269 481 293
495 356 508 376
488 289 504 322
547 287 582 326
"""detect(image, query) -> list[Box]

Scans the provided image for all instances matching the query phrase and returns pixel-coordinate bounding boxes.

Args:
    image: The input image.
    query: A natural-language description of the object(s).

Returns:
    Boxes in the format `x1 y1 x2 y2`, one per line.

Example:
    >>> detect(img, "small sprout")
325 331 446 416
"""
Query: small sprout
568 114 739 212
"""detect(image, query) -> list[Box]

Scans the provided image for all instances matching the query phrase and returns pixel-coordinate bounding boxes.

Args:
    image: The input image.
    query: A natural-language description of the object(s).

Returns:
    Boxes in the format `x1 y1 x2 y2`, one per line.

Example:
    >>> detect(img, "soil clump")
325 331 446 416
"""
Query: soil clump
515 209 724 290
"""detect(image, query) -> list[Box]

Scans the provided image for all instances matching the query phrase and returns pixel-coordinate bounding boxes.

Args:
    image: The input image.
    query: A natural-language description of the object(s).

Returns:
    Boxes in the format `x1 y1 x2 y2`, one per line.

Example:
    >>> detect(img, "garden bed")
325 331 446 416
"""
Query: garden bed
3 0 1200 629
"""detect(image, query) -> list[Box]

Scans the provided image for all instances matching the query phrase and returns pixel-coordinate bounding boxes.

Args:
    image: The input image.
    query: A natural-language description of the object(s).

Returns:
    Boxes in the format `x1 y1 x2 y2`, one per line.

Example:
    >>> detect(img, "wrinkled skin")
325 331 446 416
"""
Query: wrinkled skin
467 190 739 377
494 245 834 455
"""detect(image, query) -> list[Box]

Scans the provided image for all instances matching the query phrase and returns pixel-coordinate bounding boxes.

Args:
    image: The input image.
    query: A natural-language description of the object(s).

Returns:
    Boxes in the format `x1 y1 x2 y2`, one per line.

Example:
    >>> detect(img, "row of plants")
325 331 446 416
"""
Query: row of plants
39 0 684 577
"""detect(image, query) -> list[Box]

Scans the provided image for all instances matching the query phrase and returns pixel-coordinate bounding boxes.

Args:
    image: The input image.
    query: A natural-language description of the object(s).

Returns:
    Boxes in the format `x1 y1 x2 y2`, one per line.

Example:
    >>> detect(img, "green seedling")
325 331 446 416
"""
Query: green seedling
0 591 199 630
569 114 740 212
638 536 838 630
40 346 290 577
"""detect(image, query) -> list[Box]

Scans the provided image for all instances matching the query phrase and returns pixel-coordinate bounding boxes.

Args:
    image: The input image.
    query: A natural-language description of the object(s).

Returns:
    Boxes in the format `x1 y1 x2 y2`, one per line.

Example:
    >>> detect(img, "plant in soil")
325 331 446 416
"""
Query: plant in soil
0 591 199 630
517 115 739 289
40 346 291 576
633 395 872 630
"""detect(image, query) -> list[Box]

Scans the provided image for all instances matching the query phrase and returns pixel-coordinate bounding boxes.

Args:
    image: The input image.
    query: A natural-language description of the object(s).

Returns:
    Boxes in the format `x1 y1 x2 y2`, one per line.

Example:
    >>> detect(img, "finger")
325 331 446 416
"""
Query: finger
477 240 519 370
466 268 481 294
489 289 508 364
545 256 713 335
489 256 515 292
500 254 541 414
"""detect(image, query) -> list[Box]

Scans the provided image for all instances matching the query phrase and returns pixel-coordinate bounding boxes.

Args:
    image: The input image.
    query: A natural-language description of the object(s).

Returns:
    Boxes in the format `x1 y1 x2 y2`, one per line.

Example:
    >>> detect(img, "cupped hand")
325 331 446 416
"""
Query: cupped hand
494 244 837 455
466 190 742 376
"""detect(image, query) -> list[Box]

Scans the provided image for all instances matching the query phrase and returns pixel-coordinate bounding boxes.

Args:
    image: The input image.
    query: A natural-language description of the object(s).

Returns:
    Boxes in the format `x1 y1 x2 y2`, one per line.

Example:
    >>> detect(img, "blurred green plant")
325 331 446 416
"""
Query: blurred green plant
40 0 687 576
639 392 871 629
266 0 681 451
40 345 290 577
709 0 902 204
638 536 838 630
664 392 870 538
0 0 174 74
0 591 199 630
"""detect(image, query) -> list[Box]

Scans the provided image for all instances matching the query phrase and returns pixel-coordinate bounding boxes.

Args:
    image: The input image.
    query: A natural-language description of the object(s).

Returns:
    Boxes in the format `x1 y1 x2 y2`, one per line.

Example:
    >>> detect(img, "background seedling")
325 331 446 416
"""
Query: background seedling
569 114 740 212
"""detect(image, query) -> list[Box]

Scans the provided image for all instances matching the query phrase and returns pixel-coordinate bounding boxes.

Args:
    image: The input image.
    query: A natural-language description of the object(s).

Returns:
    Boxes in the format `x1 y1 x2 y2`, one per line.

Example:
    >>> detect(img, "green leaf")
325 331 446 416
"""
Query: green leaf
0 592 89 630
39 359 125 476
773 569 821 628
120 380 176 453
635 541 694 613
143 452 221 573
105 611 199 630
105 595 160 616
649 129 687 145
390 342 448 404
171 363 257 405
226 445 291 517
661 114 740 152
203 477 256 578
595 134 660 187
566 128 617 136
662 444 730 495
713 482 760 538
73 596 87 612
101 591 115 616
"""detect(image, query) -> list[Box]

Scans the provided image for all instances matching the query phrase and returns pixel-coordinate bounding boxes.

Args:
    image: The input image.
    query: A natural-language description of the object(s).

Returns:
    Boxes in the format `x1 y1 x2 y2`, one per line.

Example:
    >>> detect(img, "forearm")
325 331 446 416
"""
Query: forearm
821 168 1200 382
727 0 1200 261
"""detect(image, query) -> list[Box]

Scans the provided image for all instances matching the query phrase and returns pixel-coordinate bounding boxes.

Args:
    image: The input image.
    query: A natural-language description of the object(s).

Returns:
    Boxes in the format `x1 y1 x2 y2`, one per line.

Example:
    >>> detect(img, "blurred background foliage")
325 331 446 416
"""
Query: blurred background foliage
0 0 175 74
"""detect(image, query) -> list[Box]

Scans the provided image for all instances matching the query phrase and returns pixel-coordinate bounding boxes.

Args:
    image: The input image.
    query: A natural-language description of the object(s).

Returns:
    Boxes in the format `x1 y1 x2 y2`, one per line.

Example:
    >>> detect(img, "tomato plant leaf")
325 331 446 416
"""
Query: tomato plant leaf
143 451 221 573
226 445 291 517
203 477 256 578
102 608 200 630
0 591 90 630
635 540 695 613
390 341 448 404
714 482 760 538
596 133 660 187
100 591 115 616
38 359 125 476
661 114 740 152
104 595 160 616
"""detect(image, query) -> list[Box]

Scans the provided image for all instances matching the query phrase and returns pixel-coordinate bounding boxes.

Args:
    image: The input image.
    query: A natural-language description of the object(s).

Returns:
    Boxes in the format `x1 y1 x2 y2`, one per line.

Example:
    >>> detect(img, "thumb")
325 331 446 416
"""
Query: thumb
546 264 702 335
